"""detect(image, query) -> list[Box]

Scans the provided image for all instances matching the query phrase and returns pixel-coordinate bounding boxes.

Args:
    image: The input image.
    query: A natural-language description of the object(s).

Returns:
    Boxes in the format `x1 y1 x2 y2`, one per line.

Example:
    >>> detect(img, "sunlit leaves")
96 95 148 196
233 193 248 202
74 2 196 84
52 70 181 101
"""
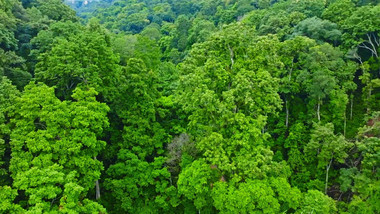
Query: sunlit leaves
8 83 109 212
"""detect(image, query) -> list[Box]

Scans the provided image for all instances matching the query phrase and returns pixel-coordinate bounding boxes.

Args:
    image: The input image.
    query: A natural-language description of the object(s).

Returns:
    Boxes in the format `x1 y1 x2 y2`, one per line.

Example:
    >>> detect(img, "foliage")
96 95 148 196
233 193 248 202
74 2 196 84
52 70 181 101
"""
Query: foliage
8 82 109 212
1 0 380 213
34 20 121 99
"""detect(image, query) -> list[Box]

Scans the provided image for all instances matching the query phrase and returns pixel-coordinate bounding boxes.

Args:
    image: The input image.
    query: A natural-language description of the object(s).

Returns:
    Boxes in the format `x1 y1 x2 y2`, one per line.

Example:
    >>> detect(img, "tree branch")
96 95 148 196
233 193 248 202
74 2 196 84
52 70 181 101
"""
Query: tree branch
366 34 378 57
359 43 377 57
227 44 234 70
370 32 379 47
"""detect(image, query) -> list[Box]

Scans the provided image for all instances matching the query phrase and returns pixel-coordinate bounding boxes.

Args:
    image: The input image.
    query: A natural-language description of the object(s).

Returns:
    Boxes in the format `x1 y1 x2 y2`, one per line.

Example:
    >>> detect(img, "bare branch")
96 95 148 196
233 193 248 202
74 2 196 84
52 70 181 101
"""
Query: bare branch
355 53 363 65
366 34 378 57
370 32 379 47
359 43 377 57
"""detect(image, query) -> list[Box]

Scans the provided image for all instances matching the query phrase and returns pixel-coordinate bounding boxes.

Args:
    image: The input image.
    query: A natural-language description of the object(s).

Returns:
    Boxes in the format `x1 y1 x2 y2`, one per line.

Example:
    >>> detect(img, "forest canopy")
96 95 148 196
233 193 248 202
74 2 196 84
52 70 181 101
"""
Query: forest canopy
0 0 379 213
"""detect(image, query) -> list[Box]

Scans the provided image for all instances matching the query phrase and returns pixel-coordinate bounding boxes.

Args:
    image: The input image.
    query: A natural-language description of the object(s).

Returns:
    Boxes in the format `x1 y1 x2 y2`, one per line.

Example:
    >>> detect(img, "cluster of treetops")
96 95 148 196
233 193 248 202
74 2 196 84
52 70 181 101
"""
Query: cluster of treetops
0 0 379 213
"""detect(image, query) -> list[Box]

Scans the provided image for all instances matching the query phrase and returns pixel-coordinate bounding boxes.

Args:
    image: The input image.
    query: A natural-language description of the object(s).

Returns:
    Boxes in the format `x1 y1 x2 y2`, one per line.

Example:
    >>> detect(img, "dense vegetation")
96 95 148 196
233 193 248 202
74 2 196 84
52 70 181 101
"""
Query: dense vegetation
0 0 379 213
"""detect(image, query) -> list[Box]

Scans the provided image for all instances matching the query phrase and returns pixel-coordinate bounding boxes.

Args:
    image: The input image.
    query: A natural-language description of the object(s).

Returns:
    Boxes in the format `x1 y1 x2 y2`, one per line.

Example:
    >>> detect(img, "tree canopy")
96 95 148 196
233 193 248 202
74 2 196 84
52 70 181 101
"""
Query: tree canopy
0 0 379 213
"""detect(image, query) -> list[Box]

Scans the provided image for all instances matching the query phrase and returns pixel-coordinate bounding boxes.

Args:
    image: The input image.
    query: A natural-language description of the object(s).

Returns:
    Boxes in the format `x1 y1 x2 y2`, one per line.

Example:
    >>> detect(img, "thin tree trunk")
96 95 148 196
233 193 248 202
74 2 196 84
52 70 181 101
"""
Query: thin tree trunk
317 96 321 122
288 61 293 81
344 112 347 137
350 94 353 120
285 98 289 128
338 192 344 201
325 157 333 194
94 156 101 200
227 44 234 70
367 86 372 113
95 180 100 200
262 113 267 133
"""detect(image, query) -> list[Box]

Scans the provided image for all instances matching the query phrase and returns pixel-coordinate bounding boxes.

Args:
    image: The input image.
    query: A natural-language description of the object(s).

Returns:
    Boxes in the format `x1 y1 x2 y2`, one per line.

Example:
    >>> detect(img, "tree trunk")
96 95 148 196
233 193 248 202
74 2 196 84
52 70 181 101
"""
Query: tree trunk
227 44 234 70
367 86 372 113
94 156 101 200
317 96 321 122
285 98 289 128
325 158 333 194
350 94 353 120
288 62 293 81
344 112 347 137
95 179 101 200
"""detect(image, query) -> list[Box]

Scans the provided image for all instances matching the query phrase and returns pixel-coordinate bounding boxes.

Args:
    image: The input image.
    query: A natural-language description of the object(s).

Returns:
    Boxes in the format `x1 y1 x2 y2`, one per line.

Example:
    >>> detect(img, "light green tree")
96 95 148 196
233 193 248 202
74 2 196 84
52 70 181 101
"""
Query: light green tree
305 123 352 194
9 83 109 212
0 76 19 184
296 190 337 214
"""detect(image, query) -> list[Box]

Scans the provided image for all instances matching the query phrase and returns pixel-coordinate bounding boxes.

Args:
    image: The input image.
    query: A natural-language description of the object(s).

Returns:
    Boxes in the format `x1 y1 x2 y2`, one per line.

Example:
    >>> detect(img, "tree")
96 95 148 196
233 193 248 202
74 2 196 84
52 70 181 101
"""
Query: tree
0 50 31 90
235 0 255 17
256 10 305 39
305 123 352 194
106 152 178 213
0 186 24 213
16 6 52 62
152 3 175 23
342 5 380 114
292 17 342 44
111 34 161 69
212 179 281 213
176 22 304 213
110 2 150 33
0 77 19 185
177 159 216 213
187 18 216 46
34 20 120 99
277 36 316 127
296 190 337 214
177 24 283 176
286 0 326 18
29 20 84 73
297 43 356 122
212 177 302 213
283 122 311 190
172 15 191 52
141 24 162 41
0 0 18 51
36 0 78 22
322 0 355 25
105 59 178 213
343 5 380 58
9 83 109 212
345 112 380 213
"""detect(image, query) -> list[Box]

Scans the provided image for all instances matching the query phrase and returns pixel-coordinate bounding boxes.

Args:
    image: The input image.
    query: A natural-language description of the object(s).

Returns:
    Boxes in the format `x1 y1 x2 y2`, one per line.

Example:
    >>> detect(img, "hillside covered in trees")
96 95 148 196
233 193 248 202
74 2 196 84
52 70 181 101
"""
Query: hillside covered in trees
0 0 379 213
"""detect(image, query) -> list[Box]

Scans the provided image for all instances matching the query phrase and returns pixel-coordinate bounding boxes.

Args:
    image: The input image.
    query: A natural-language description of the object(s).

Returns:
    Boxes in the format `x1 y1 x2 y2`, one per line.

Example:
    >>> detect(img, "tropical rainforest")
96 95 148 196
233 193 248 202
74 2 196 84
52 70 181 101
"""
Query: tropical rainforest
0 0 379 213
